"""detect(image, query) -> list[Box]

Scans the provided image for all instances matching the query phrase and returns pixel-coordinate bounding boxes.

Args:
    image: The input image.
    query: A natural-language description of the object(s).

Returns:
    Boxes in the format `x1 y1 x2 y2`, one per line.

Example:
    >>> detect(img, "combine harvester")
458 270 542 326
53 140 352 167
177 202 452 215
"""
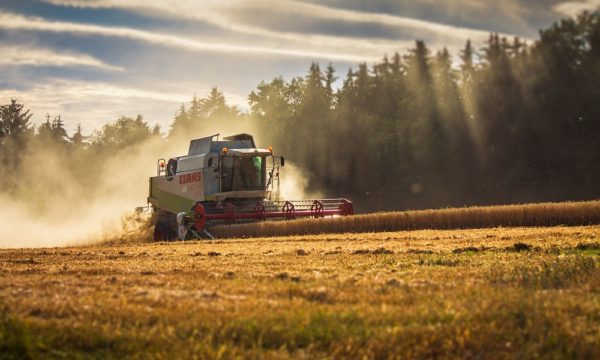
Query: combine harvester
147 134 353 240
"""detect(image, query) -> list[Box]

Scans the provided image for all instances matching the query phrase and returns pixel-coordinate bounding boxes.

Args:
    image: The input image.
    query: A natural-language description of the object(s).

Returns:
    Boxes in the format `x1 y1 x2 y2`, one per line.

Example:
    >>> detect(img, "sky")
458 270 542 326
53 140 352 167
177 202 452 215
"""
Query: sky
0 0 598 135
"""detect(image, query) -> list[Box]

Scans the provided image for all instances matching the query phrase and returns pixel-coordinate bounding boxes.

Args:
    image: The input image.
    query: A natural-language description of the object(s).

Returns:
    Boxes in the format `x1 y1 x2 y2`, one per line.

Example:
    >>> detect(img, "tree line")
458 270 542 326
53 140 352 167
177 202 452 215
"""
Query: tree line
249 11 600 210
1 11 598 212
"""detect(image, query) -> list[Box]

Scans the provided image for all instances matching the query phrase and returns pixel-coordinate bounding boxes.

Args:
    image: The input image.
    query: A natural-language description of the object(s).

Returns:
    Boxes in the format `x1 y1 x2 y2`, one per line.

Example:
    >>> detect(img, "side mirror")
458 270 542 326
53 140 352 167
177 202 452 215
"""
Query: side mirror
280 156 285 167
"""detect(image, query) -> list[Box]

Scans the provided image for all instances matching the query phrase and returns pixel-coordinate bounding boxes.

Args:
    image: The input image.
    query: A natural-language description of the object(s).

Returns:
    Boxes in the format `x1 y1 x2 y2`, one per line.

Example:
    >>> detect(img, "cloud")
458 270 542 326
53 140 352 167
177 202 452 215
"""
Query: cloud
236 0 496 40
40 0 505 38
553 0 600 16
300 0 556 35
38 0 512 54
0 45 123 71
0 76 256 139
0 11 388 63
0 79 204 133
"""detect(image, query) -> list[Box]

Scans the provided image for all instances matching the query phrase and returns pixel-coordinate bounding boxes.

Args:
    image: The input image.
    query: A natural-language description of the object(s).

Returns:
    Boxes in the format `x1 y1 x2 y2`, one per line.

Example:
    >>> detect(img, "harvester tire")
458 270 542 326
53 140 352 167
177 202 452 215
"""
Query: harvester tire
153 222 176 242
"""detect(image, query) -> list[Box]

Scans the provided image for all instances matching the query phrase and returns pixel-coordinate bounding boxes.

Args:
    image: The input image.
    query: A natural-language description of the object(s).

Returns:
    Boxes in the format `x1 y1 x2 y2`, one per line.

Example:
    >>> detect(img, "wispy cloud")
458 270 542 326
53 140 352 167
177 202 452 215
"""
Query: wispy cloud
0 45 123 71
41 0 509 39
39 0 511 53
0 79 246 133
229 0 498 40
553 0 600 16
0 12 391 63
0 80 190 132
301 0 556 36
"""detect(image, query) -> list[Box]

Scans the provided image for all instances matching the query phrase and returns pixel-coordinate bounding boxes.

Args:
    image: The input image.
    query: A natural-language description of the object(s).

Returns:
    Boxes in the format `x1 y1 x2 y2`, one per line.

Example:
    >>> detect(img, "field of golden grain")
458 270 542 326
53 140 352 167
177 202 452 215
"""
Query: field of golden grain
1 226 599 359
211 200 600 238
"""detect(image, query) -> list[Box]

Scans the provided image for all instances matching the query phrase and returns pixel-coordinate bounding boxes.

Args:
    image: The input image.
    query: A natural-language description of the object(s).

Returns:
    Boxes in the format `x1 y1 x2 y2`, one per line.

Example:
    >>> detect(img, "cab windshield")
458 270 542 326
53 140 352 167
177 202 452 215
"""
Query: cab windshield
221 156 266 192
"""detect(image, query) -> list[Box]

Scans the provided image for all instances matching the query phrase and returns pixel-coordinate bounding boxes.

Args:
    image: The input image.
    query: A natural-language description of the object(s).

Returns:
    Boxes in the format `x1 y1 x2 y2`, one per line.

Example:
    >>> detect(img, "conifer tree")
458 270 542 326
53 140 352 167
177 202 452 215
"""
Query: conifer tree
71 123 86 147
0 99 33 144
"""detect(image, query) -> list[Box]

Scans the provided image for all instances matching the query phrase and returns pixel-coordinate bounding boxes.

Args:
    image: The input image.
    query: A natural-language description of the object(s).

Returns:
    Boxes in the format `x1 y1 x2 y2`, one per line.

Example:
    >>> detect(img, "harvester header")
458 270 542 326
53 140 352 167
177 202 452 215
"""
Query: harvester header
148 133 353 240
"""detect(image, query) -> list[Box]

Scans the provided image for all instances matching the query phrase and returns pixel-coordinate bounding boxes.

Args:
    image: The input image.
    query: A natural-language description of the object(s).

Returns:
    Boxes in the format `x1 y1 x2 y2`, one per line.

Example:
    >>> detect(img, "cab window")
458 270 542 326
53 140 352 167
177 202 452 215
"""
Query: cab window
221 156 266 192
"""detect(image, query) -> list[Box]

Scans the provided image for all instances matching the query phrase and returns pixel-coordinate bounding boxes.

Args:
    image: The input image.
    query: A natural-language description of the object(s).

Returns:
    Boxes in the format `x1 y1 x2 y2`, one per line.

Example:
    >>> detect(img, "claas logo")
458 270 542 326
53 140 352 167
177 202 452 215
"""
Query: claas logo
179 172 202 184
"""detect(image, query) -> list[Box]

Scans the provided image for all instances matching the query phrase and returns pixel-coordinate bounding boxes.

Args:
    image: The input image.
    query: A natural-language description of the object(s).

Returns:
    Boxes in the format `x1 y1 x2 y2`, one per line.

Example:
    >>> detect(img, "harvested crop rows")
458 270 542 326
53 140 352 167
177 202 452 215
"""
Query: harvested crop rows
1 226 599 358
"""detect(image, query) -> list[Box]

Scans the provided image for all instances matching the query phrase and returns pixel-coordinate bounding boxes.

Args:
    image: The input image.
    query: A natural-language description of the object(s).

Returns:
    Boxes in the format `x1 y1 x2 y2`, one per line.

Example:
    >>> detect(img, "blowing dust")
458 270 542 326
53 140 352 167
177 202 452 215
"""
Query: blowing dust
0 136 165 248
276 162 323 201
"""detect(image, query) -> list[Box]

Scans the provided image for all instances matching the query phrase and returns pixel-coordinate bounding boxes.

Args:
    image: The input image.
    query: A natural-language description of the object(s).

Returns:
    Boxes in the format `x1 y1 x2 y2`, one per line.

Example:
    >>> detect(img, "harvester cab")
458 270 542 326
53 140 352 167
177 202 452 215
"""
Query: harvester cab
148 133 353 241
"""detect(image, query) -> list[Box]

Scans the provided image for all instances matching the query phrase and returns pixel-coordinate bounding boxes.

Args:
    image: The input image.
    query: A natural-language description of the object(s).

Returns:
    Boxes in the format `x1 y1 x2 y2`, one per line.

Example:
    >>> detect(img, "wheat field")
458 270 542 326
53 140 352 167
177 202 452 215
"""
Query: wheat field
211 200 600 238
1 225 599 358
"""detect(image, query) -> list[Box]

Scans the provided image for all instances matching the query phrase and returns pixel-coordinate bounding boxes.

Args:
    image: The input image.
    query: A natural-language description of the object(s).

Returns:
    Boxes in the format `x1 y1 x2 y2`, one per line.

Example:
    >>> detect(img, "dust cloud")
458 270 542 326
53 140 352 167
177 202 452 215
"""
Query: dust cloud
277 162 323 201
0 137 166 248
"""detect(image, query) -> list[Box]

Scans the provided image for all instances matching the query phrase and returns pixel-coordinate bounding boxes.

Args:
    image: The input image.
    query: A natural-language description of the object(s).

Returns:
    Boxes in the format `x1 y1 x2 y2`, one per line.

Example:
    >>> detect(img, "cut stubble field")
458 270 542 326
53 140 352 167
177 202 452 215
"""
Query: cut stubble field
1 226 599 359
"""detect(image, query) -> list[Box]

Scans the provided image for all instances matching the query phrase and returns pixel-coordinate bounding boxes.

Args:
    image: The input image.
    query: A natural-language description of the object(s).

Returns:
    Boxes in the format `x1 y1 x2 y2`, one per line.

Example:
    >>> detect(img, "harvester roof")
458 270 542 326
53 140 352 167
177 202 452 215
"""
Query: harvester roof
227 148 272 157
188 133 257 156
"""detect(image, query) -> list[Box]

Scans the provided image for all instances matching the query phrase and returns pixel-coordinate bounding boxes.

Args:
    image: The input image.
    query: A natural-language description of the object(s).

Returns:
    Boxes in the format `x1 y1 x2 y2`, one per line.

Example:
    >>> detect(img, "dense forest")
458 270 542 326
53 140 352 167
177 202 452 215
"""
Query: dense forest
1 11 598 212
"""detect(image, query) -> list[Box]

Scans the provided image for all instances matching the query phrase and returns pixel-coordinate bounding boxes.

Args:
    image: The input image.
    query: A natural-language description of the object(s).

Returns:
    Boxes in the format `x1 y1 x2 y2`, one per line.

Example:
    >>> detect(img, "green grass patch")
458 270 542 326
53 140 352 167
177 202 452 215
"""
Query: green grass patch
418 256 461 267
0 306 34 360
212 310 370 351
489 255 598 288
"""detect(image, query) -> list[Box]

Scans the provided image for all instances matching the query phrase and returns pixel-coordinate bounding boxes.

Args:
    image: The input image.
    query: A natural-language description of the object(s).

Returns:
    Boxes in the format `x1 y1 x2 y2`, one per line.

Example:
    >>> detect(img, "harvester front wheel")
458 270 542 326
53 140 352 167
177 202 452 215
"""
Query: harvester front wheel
153 221 176 242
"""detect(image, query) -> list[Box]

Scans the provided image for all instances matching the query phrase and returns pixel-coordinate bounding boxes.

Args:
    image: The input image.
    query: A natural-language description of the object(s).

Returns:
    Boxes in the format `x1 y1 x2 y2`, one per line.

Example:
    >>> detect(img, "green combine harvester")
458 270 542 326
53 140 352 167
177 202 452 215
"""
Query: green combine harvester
148 133 353 240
